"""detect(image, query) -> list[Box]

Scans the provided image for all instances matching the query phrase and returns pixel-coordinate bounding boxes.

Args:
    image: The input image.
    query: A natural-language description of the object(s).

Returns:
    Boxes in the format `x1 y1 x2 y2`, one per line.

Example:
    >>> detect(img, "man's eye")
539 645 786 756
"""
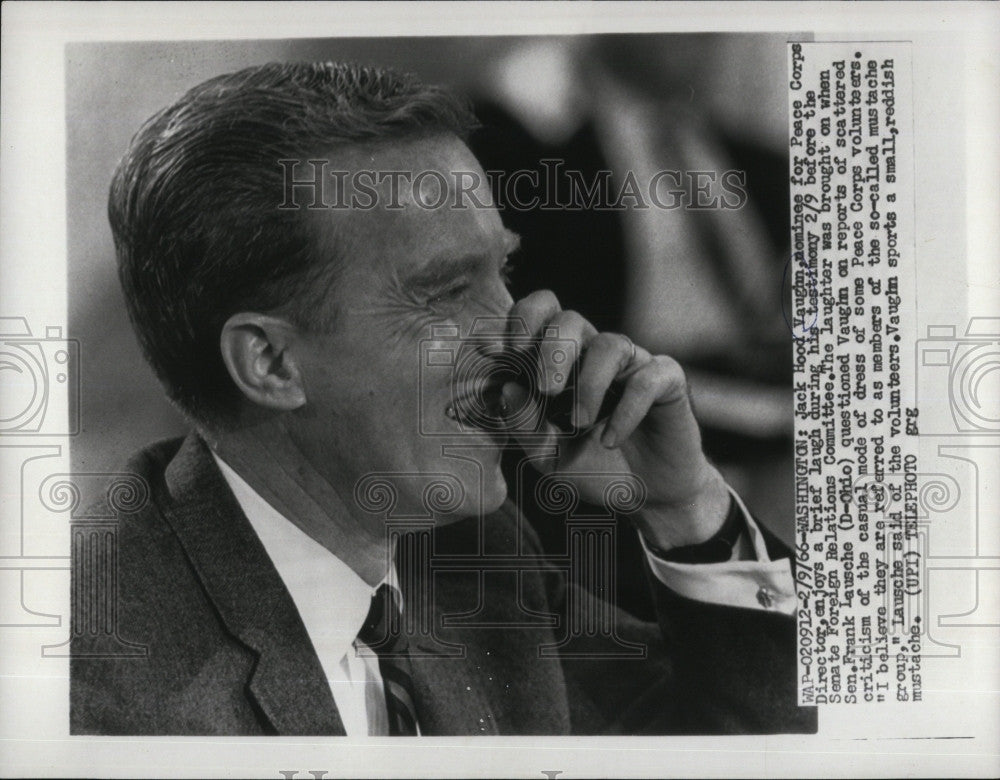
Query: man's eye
428 283 470 305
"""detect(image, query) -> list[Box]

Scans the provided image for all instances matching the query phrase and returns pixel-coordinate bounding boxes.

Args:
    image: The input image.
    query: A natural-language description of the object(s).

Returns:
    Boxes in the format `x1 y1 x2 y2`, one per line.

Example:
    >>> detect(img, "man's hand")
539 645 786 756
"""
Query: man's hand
500 290 731 551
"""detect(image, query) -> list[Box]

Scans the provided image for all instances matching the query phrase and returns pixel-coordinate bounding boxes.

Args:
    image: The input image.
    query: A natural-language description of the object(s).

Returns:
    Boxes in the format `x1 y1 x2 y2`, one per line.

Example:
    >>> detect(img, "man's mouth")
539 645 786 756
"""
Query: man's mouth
447 375 513 431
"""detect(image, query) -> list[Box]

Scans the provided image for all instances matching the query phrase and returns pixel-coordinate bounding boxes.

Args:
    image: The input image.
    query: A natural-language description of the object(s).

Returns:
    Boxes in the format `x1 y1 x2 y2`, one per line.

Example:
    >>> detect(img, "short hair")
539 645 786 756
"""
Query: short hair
109 61 478 426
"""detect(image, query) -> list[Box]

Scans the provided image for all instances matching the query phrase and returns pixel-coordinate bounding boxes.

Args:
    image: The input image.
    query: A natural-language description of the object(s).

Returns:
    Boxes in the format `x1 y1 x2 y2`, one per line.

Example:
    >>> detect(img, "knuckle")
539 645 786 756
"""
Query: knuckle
558 310 589 332
510 290 562 333
590 331 619 354
658 355 686 385
546 310 584 346
532 288 561 312
630 369 658 394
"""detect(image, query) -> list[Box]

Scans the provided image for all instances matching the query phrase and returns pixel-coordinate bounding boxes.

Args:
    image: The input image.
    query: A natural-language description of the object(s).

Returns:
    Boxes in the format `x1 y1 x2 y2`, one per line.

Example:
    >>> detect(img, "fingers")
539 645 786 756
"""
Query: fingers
537 310 595 395
507 290 596 397
502 293 692 457
574 332 648 428
507 289 561 339
601 356 688 448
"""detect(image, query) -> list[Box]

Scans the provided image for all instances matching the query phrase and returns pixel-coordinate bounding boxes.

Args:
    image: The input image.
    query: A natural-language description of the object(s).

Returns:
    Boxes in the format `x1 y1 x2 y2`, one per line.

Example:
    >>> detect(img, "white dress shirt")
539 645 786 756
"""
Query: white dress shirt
213 454 393 736
212 454 795 735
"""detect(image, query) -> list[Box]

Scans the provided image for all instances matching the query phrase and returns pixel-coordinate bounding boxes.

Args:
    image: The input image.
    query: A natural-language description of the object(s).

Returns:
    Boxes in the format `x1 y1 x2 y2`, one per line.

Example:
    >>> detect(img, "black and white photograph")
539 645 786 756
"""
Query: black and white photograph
67 31 811 738
1 2 998 777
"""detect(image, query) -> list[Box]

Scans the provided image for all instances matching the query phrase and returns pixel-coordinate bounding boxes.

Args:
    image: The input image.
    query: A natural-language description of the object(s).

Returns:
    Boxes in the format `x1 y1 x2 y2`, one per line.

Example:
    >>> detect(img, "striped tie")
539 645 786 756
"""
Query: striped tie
356 584 419 736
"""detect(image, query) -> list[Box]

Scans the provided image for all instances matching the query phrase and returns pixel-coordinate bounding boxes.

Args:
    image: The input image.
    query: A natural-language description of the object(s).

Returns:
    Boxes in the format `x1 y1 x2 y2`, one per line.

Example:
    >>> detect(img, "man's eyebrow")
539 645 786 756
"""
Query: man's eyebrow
404 229 521 289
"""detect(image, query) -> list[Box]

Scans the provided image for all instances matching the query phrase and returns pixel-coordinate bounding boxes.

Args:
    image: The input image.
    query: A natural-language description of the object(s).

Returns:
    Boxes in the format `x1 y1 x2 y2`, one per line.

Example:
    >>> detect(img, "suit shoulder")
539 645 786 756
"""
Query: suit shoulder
70 436 253 733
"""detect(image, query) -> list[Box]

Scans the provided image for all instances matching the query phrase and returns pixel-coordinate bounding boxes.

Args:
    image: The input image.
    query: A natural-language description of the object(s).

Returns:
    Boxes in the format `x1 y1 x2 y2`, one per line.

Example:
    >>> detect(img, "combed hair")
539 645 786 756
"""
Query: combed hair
109 61 478 426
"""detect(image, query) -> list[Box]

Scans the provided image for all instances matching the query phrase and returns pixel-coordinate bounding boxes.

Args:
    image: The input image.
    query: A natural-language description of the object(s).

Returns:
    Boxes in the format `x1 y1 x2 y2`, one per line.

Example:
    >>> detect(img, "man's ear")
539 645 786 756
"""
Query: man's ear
219 312 307 412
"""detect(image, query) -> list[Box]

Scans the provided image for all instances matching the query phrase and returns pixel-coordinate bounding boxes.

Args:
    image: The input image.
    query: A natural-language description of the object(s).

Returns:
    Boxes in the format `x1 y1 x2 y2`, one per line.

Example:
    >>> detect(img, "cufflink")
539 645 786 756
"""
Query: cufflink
756 586 774 608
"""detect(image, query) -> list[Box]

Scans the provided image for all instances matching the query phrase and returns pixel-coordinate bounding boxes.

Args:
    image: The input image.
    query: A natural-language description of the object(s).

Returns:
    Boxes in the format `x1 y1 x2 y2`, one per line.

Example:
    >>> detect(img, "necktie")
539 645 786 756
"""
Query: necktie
356 584 419 736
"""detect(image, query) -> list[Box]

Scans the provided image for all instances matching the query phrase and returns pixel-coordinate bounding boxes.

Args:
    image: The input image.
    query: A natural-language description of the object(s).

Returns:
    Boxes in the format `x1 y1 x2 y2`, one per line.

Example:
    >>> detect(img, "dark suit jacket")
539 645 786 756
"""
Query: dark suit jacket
71 434 816 735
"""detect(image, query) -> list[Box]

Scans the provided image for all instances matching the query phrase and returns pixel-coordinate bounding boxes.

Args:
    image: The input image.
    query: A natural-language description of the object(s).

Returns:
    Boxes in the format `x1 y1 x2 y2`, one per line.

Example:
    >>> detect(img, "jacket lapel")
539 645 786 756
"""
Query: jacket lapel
401 511 572 735
160 434 345 735
403 568 571 735
403 578 501 736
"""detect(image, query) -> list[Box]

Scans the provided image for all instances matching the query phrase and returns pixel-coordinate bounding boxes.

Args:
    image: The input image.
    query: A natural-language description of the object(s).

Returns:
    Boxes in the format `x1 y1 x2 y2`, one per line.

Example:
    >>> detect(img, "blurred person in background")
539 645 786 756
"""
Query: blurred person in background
466 35 795 614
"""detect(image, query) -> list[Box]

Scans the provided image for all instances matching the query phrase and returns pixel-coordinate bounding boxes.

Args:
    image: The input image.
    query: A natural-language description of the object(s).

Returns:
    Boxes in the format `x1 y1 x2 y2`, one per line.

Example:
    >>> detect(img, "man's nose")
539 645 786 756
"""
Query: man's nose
464 291 516 357
470 280 515 323
496 285 515 318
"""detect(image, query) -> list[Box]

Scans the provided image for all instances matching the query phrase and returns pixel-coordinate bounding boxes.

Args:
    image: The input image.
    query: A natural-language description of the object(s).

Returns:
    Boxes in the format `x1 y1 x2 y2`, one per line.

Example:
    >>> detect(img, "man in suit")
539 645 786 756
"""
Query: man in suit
71 61 815 736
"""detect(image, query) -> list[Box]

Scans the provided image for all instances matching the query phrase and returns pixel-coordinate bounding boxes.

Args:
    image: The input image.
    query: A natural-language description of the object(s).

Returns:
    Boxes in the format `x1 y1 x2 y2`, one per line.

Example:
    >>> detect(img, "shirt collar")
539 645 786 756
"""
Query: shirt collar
210 452 393 663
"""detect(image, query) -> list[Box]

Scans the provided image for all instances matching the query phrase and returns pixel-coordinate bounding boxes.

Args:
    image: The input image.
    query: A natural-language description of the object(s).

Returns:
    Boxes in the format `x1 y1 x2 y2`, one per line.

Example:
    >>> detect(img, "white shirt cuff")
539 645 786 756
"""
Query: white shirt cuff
639 487 797 616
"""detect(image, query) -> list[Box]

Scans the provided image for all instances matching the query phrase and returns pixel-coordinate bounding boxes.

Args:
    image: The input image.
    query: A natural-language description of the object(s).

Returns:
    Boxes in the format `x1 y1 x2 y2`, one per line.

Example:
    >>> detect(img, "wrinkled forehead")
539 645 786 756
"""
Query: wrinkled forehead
304 134 508 284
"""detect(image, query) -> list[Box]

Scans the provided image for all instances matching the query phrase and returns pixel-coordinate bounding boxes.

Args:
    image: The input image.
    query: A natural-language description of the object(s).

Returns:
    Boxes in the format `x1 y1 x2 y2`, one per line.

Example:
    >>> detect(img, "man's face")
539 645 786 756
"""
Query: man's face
285 134 518 524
